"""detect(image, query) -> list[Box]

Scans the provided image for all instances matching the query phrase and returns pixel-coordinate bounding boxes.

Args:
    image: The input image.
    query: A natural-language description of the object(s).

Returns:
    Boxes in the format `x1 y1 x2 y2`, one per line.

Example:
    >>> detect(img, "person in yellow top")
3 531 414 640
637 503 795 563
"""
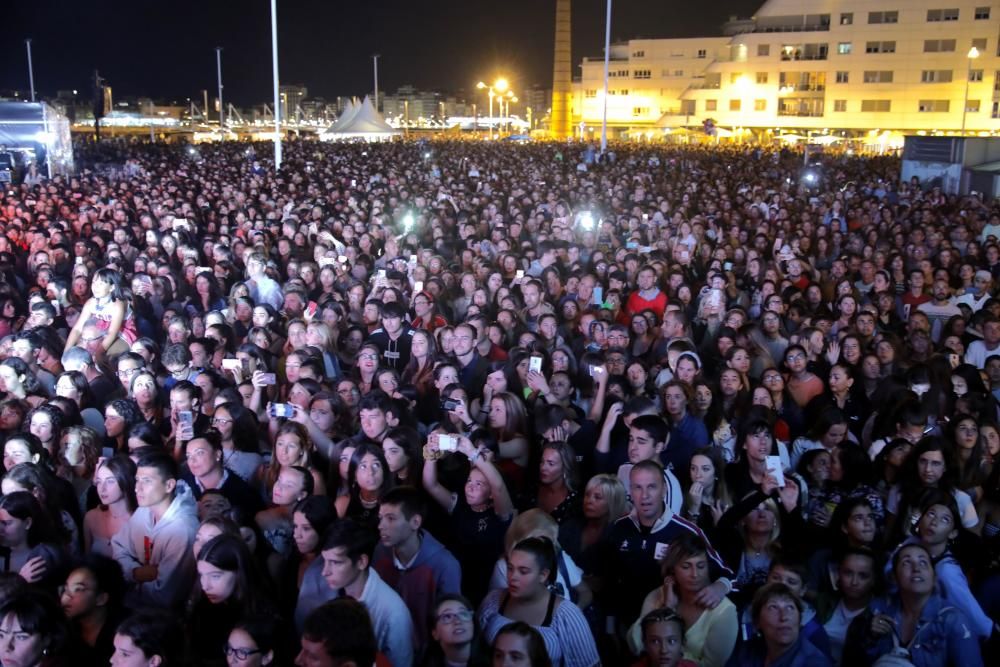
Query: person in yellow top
627 533 738 667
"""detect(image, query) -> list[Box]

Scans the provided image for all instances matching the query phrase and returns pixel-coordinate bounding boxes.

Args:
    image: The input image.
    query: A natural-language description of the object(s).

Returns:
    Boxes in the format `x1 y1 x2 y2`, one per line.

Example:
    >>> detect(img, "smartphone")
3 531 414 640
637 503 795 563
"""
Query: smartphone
172 218 190 230
319 257 337 268
414 281 424 293
75 257 84 265
724 261 733 271
765 456 785 488
626 241 639 250
269 403 295 419
378 269 386 280
306 301 318 318
222 358 241 371
515 269 525 280
592 287 603 305
178 411 194 439
438 435 458 452
196 266 213 275
588 365 604 377
241 358 251 375
529 356 543 374
259 373 277 386
409 254 418 266
441 399 460 412
337 255 349 264
680 250 690 262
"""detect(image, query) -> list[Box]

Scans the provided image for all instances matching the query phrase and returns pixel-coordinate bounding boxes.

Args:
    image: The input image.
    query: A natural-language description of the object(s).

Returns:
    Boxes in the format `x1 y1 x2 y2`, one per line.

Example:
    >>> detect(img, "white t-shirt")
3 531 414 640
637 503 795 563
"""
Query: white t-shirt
489 550 582 597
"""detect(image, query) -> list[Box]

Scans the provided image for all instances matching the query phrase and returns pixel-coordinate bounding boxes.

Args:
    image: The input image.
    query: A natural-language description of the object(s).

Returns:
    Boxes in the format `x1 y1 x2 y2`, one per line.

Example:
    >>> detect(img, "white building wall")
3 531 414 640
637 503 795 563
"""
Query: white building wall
573 0 1000 134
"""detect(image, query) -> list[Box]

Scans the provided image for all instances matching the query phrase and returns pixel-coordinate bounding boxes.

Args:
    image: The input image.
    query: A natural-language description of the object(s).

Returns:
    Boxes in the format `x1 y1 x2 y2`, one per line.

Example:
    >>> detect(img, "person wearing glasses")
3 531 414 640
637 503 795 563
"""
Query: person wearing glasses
180 431 264 517
423 594 489 667
224 615 279 667
188 535 276 667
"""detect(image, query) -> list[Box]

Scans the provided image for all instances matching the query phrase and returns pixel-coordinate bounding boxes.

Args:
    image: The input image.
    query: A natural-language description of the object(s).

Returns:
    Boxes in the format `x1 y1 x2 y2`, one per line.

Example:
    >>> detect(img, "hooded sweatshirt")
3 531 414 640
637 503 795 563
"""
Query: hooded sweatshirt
372 530 461 658
112 481 199 610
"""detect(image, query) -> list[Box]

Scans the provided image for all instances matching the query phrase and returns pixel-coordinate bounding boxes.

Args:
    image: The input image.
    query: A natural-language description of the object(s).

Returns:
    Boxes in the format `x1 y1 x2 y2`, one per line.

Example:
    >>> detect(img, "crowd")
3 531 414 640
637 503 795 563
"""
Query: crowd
0 134 996 667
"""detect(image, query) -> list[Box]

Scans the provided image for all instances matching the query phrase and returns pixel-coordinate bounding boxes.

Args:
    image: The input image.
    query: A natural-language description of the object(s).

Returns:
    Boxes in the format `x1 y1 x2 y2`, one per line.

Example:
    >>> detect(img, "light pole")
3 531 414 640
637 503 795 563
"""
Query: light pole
373 54 380 112
961 46 980 136
601 0 611 152
270 0 282 169
477 78 508 140
25 39 36 102
215 47 224 128
403 99 409 138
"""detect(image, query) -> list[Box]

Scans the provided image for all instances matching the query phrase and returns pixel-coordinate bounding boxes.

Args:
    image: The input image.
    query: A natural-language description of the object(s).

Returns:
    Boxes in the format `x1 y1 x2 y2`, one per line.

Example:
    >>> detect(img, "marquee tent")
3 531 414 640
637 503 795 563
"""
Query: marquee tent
319 96 400 142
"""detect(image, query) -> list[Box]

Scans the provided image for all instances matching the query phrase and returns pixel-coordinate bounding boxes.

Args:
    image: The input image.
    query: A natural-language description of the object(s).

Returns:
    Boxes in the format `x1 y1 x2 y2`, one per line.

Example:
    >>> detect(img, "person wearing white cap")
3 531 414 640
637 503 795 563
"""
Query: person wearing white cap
955 270 993 312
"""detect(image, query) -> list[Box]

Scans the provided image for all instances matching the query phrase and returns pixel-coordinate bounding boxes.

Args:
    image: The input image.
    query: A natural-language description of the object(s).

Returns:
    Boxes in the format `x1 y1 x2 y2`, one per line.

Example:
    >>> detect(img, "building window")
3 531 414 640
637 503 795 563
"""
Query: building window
834 100 847 112
866 41 896 54
840 13 853 25
971 38 987 50
966 100 981 112
927 9 960 22
924 40 957 52
975 7 991 20
632 50 645 58
674 69 684 77
754 99 767 111
861 99 892 112
918 100 951 112
993 101 1000 118
730 73 744 84
697 49 707 59
633 70 651 79
838 42 852 55
863 71 894 83
705 99 717 111
585 90 597 98
756 72 768 84
868 11 899 24
921 70 953 83
729 99 742 111
970 69 984 82
835 71 850 83
632 107 649 116
757 44 770 57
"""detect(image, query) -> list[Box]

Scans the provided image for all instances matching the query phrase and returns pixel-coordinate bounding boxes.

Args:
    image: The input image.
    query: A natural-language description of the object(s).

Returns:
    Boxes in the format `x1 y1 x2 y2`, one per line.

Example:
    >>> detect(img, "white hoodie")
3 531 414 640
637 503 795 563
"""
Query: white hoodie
112 481 199 610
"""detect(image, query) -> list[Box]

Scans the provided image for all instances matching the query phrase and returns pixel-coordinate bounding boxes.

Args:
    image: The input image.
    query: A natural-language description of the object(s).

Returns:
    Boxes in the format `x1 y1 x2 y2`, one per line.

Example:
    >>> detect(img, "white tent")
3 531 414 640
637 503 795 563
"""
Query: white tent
319 96 400 142
323 99 358 134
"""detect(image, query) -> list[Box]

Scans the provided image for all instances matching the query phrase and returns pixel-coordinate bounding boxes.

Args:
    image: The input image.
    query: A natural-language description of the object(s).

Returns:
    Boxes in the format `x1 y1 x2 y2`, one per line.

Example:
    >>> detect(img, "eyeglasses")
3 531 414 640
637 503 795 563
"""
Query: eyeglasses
212 417 233 426
117 367 141 377
223 645 262 661
436 609 473 625
359 353 379 361
785 353 805 362
58 585 94 598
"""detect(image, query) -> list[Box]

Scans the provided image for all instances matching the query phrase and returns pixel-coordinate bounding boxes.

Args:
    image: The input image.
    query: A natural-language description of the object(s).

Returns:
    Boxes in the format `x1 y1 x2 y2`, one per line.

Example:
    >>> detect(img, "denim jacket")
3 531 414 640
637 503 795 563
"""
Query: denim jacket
844 594 983 667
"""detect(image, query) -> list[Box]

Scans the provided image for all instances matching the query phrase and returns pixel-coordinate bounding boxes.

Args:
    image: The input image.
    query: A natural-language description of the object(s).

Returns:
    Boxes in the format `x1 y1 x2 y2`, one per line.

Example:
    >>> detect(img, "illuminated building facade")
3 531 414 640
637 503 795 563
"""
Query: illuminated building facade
573 0 1000 139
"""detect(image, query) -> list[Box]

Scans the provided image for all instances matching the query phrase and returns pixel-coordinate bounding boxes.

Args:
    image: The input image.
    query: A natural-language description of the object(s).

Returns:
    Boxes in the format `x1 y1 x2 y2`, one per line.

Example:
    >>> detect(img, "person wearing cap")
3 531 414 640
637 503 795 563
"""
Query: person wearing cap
367 301 414 372
410 290 447 333
955 270 994 313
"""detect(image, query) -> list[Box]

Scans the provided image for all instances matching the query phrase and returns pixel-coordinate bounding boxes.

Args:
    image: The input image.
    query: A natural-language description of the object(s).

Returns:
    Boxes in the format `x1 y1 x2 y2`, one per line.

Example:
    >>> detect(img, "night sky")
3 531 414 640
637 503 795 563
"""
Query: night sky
4 0 762 105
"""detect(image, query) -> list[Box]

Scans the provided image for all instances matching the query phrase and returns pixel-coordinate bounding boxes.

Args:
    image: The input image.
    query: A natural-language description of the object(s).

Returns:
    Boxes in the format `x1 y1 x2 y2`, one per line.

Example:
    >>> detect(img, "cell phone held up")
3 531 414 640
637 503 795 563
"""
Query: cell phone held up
438 435 458 452
269 403 295 419
441 399 461 412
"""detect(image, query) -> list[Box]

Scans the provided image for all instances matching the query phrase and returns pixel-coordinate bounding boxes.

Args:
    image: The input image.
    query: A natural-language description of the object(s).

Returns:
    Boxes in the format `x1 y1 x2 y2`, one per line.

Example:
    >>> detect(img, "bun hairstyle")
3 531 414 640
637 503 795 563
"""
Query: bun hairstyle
511 536 557 586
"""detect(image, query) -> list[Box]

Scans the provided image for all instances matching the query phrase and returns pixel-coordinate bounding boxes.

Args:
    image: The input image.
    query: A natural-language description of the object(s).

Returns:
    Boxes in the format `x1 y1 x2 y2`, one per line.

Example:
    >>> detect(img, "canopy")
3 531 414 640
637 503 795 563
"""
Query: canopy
0 101 74 175
319 96 400 143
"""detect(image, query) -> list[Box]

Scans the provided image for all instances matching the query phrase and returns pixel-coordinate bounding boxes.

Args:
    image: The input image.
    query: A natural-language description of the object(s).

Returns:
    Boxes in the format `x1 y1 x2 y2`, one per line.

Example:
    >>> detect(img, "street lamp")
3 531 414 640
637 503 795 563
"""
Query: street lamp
962 46 980 136
477 79 509 140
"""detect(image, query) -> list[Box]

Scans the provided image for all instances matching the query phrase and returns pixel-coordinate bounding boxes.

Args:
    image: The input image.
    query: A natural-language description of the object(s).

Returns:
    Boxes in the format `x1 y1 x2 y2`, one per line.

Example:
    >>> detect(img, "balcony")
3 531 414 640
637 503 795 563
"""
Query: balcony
780 52 829 61
778 84 826 93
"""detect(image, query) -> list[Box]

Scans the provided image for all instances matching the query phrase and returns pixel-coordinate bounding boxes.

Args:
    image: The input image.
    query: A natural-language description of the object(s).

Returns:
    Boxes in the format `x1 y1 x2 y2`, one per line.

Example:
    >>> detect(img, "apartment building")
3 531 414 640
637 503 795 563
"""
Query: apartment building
573 0 1000 138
